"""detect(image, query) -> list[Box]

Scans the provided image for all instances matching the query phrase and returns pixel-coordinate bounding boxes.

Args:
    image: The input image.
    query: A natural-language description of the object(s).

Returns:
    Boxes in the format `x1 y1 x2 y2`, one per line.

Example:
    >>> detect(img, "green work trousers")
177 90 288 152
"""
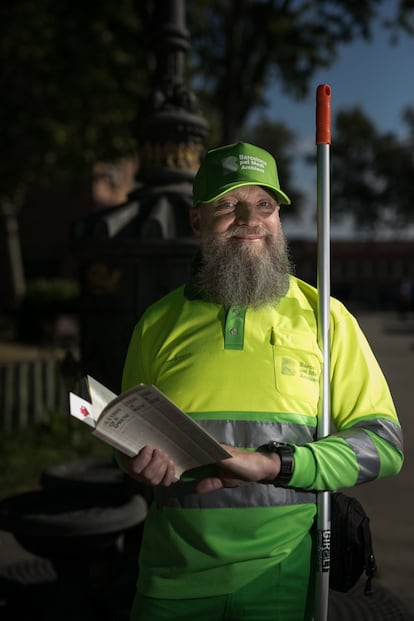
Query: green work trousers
130 533 315 621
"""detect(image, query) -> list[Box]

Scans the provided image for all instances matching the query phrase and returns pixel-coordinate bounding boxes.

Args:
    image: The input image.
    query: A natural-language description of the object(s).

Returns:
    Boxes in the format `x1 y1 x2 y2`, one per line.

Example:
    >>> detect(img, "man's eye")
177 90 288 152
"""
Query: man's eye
258 201 274 211
215 202 236 213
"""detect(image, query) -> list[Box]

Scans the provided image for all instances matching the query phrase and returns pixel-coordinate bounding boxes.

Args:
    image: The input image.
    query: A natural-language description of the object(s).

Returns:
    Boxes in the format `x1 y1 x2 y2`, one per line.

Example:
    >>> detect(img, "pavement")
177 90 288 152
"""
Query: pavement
344 311 414 617
0 311 413 619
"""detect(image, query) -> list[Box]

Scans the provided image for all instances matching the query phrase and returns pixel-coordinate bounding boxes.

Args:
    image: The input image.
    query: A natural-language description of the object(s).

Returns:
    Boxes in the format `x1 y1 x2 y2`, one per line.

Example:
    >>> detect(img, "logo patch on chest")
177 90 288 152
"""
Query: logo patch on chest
281 357 318 382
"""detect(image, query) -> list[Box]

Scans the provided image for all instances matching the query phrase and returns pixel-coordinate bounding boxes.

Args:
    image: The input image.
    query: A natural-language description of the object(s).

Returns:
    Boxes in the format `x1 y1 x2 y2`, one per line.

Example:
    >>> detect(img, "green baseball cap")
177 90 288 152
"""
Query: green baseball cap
193 142 291 206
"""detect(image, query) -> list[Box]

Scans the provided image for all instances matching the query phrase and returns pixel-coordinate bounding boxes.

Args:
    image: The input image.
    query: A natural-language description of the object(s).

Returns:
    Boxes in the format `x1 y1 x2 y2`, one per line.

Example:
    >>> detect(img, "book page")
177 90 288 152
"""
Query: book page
95 383 231 478
87 375 117 416
69 392 98 428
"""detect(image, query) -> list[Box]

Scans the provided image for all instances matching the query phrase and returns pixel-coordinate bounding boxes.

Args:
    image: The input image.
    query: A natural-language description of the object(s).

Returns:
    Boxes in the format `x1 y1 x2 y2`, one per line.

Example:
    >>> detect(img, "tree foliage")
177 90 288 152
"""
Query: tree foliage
0 0 152 203
331 106 414 232
0 0 413 220
0 0 155 306
187 0 412 143
243 118 303 214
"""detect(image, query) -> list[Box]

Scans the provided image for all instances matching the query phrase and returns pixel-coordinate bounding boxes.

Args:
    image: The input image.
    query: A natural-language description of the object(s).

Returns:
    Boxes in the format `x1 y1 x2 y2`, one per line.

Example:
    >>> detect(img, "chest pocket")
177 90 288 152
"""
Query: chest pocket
272 330 322 410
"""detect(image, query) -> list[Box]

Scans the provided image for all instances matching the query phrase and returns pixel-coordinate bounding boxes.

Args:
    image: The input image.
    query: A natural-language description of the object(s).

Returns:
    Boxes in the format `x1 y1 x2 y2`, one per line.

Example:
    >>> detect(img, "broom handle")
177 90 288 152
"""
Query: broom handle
315 83 332 621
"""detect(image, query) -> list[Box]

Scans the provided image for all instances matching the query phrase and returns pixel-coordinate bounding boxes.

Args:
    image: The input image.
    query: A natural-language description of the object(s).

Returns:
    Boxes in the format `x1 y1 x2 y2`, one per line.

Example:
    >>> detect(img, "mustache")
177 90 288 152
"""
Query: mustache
221 225 272 238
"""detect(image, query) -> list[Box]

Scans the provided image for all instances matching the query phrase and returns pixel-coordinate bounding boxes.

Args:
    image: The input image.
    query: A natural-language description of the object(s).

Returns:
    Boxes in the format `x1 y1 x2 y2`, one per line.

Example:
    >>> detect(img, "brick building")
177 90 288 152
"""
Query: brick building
290 238 414 310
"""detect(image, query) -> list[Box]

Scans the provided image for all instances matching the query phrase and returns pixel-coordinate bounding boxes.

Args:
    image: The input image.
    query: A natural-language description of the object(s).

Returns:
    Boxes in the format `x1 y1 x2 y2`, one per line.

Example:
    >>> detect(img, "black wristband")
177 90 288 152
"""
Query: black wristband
256 442 295 484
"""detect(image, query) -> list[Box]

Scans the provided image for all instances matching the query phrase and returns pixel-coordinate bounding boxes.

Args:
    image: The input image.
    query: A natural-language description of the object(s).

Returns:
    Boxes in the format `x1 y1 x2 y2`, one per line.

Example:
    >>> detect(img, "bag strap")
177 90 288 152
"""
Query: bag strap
361 516 377 595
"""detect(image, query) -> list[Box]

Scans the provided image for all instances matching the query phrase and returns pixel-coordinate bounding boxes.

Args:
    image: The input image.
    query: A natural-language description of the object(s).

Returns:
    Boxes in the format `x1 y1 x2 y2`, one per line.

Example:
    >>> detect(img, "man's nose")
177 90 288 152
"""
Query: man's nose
235 203 260 225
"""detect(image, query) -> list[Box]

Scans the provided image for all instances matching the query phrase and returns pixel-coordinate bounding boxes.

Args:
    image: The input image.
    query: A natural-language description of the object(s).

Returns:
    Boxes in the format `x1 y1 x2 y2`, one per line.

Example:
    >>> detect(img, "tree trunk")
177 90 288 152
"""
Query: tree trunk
0 200 26 310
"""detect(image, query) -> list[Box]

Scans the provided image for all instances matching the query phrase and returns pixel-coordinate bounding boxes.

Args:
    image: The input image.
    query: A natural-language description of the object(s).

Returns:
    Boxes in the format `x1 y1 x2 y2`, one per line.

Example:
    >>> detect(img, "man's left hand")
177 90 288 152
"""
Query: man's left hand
196 445 281 493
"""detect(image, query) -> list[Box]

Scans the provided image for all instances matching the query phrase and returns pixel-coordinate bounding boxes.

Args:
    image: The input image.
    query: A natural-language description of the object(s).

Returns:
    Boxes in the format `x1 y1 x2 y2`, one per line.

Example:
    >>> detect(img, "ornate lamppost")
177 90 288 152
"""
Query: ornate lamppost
74 0 208 391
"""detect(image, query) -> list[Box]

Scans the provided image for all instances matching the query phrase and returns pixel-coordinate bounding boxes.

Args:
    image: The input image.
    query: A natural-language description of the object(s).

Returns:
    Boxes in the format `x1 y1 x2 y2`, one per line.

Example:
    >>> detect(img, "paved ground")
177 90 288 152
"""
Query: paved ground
347 311 414 616
0 311 413 619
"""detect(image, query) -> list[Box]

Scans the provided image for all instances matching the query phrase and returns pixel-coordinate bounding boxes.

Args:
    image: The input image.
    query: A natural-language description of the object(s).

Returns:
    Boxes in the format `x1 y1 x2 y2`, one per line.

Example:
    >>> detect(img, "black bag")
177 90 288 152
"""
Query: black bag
329 492 377 594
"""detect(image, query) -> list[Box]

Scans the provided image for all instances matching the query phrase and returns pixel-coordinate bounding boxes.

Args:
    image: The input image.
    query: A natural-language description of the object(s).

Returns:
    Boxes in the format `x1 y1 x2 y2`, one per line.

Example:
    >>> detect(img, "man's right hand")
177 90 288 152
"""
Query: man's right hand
117 446 176 487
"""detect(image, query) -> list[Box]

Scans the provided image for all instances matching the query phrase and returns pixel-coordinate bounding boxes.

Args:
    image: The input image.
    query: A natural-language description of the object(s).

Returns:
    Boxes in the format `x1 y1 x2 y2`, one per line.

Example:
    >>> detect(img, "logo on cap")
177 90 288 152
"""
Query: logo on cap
221 154 267 177
240 154 267 174
222 155 238 175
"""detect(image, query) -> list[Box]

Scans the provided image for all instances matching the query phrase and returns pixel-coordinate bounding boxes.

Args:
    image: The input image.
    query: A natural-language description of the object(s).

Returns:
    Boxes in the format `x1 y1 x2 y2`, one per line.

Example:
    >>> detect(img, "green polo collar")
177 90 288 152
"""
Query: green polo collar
184 252 246 350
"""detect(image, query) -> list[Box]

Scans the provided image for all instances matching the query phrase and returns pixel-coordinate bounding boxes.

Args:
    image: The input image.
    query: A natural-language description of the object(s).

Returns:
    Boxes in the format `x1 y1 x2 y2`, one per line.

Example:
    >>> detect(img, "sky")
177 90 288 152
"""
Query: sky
257 11 414 239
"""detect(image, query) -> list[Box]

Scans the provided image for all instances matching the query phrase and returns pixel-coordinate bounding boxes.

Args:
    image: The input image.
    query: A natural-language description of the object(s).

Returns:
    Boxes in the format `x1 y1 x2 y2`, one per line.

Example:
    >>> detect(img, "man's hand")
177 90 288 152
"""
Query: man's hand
196 445 281 493
117 446 176 487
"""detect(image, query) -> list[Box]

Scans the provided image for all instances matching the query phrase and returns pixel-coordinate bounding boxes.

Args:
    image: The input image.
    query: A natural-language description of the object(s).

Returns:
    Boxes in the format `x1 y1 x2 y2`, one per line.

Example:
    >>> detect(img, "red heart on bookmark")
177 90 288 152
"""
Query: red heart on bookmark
80 406 89 417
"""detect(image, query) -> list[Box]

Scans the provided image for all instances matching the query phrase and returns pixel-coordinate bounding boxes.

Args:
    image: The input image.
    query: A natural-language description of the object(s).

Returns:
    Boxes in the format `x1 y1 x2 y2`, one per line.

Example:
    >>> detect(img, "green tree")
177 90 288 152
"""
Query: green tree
376 106 414 227
1 0 413 305
0 0 151 197
187 0 413 143
243 117 303 215
331 106 414 231
0 0 151 306
2 0 410 202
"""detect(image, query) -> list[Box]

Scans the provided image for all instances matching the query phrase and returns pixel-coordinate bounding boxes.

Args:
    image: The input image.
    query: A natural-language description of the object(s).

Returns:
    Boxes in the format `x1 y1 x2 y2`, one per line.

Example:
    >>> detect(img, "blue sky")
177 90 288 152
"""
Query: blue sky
257 15 414 238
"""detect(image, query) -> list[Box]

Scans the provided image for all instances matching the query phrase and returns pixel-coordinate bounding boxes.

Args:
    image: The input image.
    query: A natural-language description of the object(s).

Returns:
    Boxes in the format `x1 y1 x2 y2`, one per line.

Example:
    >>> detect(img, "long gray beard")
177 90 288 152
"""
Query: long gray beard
195 230 292 308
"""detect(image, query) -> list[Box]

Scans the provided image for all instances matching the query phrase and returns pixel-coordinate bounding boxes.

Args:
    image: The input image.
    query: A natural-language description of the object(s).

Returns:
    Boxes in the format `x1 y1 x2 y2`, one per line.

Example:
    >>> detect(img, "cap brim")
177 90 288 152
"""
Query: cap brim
201 182 291 206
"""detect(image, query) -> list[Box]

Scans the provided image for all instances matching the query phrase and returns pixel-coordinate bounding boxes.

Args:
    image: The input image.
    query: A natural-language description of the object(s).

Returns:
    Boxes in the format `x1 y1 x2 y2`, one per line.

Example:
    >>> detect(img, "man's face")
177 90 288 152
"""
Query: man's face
189 185 291 308
190 185 281 250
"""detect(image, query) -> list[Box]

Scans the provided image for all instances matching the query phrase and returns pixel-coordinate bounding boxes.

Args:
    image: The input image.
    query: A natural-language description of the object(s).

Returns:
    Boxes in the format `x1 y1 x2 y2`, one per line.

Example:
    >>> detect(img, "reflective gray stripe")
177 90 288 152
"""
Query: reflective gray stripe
336 428 380 484
154 481 316 510
337 419 403 485
351 418 403 452
198 419 316 448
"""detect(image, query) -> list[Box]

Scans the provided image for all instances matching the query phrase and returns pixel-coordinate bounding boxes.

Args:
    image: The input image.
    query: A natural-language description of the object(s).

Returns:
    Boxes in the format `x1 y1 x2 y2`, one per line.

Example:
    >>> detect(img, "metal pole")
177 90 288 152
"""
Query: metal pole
315 83 332 621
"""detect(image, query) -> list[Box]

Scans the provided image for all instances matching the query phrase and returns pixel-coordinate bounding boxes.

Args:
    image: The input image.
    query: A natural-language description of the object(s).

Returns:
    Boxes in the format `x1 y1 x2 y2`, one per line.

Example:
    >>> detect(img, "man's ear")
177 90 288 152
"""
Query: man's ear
189 206 202 238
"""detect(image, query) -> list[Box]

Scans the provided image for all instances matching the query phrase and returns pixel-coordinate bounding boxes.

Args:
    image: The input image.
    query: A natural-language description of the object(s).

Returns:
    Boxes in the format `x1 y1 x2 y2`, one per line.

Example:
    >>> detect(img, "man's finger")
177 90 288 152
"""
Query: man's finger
196 476 247 494
196 478 224 494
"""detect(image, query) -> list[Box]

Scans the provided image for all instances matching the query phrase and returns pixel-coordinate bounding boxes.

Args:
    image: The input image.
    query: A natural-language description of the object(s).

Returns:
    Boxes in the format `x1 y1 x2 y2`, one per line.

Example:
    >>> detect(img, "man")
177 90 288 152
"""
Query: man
118 142 403 620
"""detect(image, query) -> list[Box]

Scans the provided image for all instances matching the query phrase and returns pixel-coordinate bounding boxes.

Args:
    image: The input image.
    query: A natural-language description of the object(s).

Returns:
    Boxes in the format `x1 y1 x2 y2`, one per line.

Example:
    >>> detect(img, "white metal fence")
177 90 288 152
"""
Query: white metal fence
0 356 69 432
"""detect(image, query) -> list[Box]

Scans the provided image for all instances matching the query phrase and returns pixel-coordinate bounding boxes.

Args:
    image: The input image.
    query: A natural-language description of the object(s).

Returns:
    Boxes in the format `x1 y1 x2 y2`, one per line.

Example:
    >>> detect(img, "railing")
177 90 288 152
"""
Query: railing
0 353 75 432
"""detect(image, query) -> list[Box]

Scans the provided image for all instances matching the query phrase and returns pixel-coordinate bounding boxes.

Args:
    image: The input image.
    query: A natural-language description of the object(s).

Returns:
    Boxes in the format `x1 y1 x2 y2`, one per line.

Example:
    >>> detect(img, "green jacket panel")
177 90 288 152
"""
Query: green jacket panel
121 275 403 597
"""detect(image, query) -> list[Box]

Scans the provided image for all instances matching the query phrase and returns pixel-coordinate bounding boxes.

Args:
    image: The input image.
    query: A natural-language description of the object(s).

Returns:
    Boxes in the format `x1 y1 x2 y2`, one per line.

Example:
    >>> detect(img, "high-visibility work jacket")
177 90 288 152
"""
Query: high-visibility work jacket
122 276 403 599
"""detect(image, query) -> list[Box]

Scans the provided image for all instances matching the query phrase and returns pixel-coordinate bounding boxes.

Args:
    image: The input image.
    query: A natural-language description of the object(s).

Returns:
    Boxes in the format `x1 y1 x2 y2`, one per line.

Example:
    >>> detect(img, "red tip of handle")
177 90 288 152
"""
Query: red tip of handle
316 84 331 145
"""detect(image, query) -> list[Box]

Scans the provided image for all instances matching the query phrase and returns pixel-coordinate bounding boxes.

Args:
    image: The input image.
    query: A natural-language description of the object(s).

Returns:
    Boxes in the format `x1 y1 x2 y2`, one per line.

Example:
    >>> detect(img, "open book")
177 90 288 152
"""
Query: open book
69 376 231 479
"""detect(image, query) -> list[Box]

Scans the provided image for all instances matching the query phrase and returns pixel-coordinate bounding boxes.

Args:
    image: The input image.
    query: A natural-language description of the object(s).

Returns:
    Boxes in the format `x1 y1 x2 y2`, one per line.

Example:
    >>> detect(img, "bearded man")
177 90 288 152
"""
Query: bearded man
118 142 403 621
